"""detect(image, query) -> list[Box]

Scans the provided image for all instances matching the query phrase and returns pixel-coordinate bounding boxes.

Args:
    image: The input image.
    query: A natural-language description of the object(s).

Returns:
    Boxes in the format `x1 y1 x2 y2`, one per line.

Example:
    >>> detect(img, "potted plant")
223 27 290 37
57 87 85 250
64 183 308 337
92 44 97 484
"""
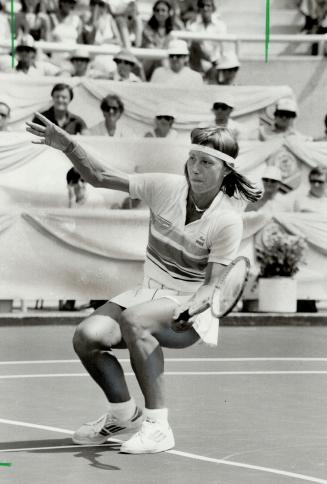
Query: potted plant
255 225 307 312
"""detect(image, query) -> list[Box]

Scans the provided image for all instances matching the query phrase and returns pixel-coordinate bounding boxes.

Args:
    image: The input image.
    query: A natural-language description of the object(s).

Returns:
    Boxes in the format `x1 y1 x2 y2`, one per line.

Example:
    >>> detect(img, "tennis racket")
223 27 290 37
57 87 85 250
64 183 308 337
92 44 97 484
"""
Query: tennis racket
175 256 250 324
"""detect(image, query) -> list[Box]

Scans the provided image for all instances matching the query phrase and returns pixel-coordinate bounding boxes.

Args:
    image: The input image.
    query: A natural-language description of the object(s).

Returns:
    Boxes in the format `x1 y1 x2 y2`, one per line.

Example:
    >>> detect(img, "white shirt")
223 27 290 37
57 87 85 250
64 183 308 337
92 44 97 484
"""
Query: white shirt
112 71 142 83
129 173 243 293
144 129 178 139
199 118 243 141
14 61 60 77
150 66 203 87
84 121 135 137
188 14 228 62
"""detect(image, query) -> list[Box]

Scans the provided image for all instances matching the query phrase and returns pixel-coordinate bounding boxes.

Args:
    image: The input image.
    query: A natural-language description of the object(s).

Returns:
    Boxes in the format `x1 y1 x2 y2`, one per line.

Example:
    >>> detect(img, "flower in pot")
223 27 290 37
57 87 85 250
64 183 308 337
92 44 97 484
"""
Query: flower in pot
255 223 307 312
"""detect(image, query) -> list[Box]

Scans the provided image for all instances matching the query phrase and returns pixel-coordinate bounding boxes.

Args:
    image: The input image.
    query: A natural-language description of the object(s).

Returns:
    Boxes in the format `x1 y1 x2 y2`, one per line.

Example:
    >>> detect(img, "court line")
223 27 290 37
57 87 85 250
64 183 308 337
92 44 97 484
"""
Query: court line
1 371 327 380
1 357 327 365
0 418 326 484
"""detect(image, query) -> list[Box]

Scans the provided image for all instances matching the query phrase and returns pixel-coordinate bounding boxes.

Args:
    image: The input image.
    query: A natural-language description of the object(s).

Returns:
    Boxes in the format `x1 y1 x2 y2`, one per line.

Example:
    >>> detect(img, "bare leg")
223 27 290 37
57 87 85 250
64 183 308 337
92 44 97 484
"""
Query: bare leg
119 299 199 409
73 302 130 403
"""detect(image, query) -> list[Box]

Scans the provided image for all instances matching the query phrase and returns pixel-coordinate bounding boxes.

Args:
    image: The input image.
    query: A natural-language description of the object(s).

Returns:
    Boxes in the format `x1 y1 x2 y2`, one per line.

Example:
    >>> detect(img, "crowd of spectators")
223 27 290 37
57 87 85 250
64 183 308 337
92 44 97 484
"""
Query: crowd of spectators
0 0 241 84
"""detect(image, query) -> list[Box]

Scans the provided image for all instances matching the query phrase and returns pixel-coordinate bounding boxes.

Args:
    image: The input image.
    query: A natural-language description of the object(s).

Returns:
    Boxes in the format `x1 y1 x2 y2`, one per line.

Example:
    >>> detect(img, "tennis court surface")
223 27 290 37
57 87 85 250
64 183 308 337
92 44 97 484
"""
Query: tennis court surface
1 324 327 484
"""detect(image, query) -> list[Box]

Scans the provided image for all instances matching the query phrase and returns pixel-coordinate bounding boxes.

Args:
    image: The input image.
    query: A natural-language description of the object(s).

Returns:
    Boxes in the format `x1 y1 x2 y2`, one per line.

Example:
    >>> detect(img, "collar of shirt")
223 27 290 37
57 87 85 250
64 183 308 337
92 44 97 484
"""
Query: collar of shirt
45 106 78 127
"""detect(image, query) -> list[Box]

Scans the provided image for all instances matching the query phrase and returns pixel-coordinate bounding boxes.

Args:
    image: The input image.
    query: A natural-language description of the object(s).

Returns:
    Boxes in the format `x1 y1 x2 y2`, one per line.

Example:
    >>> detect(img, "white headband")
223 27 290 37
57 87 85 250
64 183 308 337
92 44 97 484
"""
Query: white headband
189 144 236 168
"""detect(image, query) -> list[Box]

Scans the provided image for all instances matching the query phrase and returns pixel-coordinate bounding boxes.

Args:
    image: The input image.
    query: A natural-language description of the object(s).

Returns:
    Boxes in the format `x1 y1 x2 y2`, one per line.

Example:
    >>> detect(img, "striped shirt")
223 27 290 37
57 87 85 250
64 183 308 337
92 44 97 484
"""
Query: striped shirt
129 173 243 293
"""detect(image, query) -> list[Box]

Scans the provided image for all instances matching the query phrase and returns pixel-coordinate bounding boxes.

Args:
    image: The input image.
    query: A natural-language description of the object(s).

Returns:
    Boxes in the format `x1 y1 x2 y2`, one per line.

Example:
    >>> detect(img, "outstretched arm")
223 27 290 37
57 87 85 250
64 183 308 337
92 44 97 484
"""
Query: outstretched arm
26 113 129 192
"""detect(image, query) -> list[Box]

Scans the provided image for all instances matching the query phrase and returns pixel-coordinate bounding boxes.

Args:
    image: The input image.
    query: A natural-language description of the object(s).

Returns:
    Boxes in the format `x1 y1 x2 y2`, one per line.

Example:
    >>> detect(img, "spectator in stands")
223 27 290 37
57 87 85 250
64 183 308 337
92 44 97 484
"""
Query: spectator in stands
245 166 290 213
82 0 121 46
150 39 203 86
49 0 83 44
204 51 240 85
32 83 86 134
84 94 134 137
314 114 327 141
14 35 60 76
142 0 183 79
144 104 178 138
15 0 51 41
300 0 327 54
112 49 142 82
67 166 107 209
200 95 242 141
0 2 11 54
0 101 10 132
188 0 228 73
259 99 308 142
293 166 327 212
113 1 143 48
69 48 91 77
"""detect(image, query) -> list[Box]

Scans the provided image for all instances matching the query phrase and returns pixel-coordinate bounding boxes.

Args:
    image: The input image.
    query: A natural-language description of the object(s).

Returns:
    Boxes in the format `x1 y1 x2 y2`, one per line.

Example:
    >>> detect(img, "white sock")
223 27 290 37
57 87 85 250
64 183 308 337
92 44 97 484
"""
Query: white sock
109 397 136 421
144 408 168 424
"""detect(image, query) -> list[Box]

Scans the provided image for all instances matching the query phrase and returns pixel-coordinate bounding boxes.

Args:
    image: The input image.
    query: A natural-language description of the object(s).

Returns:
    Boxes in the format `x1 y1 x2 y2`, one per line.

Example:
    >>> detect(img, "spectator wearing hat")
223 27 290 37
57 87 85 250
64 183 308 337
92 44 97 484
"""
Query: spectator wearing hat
0 101 11 132
69 48 92 77
245 166 290 213
204 50 240 85
32 83 86 134
314 114 327 141
200 95 242 141
144 104 178 138
112 49 142 82
150 39 203 86
14 35 60 76
84 94 135 137
188 0 228 73
142 0 183 79
293 166 327 213
259 99 309 142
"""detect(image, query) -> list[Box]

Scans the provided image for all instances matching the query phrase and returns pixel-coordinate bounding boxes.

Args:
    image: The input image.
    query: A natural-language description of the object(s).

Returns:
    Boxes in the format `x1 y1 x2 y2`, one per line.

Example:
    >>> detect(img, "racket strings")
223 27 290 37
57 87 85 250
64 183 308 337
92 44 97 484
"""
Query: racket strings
213 259 249 317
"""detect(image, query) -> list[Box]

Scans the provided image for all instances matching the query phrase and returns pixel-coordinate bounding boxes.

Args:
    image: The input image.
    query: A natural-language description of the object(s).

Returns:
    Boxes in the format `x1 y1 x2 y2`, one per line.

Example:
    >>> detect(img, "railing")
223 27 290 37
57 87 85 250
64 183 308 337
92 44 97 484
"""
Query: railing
171 31 327 58
0 33 326 61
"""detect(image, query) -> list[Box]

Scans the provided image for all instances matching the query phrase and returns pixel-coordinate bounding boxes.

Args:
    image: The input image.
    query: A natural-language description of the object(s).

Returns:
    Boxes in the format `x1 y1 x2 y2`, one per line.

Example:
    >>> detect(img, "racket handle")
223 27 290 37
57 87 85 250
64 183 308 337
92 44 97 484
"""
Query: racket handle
175 309 191 322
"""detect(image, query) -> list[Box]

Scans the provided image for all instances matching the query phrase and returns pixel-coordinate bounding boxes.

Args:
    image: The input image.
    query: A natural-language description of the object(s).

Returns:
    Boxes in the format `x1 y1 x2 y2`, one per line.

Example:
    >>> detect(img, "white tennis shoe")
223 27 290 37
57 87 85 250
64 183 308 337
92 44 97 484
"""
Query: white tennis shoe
72 407 143 445
120 418 175 454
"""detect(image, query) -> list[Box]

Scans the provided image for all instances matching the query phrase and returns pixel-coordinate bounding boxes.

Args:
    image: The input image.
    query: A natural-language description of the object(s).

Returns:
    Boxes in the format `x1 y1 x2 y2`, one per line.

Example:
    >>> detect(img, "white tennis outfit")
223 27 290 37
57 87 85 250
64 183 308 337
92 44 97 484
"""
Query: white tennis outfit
111 173 243 345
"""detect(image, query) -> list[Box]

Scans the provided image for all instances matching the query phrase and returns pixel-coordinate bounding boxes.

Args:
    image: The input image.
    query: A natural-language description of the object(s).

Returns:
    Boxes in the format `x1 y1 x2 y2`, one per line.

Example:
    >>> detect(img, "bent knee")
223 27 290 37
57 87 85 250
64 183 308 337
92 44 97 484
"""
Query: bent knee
73 316 121 355
119 309 147 342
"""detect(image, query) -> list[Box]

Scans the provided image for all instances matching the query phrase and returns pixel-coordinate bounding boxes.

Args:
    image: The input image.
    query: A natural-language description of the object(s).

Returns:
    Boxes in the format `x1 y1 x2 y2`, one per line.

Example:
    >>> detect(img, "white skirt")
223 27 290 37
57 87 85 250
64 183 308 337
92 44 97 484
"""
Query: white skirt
110 276 219 346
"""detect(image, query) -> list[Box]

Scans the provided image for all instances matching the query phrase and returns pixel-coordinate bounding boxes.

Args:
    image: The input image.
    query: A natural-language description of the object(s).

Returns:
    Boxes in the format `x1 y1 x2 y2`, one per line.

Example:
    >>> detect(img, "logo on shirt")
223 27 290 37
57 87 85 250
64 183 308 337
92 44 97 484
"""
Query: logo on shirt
195 235 206 247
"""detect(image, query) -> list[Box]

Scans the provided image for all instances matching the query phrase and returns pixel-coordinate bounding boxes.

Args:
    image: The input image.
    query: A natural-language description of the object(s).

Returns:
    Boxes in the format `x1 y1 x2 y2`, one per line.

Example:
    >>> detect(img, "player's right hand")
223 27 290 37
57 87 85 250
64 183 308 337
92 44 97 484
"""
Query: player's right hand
26 112 72 152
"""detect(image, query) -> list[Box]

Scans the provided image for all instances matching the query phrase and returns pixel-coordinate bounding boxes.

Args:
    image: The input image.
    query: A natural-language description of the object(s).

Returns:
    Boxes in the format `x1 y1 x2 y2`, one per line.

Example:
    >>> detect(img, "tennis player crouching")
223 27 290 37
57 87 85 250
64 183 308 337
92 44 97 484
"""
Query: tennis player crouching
26 114 261 454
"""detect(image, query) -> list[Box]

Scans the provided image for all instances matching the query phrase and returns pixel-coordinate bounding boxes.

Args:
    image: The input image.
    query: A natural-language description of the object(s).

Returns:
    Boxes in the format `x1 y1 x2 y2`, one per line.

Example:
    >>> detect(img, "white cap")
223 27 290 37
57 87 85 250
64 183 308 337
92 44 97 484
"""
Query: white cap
155 103 176 118
275 98 298 115
262 166 283 182
167 40 189 56
16 34 36 51
217 51 240 70
212 93 235 109
70 48 91 61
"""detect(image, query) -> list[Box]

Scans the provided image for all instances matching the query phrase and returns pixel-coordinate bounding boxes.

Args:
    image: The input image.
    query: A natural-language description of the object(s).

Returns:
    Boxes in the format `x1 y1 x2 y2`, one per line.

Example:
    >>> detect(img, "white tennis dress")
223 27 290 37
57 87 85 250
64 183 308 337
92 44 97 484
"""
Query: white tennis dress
111 173 243 345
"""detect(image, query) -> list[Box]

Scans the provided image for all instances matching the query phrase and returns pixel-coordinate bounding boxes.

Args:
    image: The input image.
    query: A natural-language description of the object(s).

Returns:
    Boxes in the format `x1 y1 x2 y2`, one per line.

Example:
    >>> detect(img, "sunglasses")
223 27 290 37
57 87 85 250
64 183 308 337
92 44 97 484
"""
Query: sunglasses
156 115 174 121
213 103 229 111
275 111 296 119
0 112 8 118
310 179 325 184
169 54 186 59
115 59 134 66
102 106 120 113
